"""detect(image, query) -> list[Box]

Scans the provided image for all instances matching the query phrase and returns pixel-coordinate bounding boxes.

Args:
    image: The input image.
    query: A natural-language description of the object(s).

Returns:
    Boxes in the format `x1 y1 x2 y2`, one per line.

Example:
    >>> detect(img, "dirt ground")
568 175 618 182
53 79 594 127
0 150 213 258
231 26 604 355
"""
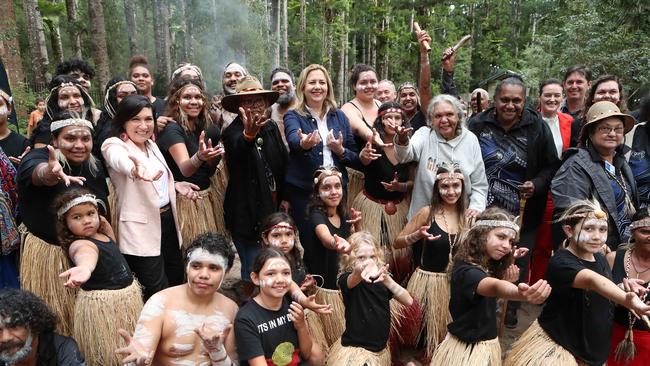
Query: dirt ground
221 252 543 365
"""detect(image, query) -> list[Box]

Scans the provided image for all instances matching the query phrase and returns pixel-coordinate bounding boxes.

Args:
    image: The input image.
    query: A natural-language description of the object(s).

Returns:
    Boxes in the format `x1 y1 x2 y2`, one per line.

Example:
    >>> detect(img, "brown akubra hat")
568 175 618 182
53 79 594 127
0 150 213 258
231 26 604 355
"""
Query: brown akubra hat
221 76 279 113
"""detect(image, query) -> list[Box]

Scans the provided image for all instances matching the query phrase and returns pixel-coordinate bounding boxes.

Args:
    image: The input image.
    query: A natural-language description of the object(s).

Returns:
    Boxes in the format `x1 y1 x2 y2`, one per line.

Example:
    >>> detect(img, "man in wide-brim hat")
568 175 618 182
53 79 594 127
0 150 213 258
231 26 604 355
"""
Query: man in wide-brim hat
221 75 288 281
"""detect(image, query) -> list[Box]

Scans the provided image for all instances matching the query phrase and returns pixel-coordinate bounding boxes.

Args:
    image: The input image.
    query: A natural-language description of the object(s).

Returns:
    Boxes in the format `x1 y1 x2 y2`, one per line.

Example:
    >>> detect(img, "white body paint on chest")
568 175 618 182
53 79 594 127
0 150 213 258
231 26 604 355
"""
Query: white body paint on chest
171 310 230 338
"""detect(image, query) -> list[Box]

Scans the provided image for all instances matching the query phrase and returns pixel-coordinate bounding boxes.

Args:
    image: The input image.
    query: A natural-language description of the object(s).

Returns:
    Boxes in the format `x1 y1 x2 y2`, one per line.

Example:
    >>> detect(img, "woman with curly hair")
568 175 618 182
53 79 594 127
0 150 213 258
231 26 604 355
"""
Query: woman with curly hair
431 208 551 366
157 76 224 246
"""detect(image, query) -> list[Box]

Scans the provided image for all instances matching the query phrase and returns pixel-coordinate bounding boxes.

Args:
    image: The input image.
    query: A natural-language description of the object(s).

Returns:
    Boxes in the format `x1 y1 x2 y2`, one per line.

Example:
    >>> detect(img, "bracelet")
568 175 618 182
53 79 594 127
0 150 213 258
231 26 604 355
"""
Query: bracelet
190 153 203 168
243 130 256 140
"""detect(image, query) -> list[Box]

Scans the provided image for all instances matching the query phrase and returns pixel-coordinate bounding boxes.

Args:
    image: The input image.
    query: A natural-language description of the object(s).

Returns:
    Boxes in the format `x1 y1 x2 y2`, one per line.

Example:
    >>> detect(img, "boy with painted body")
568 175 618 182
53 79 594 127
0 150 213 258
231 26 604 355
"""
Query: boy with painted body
116 233 238 366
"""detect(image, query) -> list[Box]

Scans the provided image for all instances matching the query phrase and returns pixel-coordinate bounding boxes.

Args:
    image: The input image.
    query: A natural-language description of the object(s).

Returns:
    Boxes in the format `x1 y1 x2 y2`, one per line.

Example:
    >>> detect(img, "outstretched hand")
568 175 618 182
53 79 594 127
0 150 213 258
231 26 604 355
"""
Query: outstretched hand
332 234 352 253
197 131 224 162
297 128 321 150
517 279 551 305
239 106 269 138
59 266 92 289
360 139 380 165
195 323 231 354
301 294 333 314
47 145 86 186
115 328 154 365
371 128 392 148
381 172 403 192
175 181 201 201
395 126 413 145
8 146 30 165
129 155 163 182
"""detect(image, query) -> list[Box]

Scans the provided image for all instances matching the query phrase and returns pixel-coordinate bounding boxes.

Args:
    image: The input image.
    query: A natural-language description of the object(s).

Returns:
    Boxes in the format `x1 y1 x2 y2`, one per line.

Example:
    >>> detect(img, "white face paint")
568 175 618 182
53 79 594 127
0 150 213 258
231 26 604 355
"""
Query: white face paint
186 249 228 271
574 218 608 252
438 178 463 205
318 175 343 204
170 310 230 338
0 105 8 118
133 323 154 348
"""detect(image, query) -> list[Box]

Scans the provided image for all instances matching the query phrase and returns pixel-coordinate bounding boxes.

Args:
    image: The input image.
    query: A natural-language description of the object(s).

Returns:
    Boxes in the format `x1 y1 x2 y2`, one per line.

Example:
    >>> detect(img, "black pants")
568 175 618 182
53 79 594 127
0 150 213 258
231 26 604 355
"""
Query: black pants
160 208 184 286
124 254 168 301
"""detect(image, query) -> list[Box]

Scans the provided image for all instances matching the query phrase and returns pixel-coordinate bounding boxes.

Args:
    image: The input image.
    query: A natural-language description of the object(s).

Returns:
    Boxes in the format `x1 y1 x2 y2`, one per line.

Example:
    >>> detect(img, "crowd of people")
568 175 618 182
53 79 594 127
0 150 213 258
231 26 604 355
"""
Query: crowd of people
1 27 650 366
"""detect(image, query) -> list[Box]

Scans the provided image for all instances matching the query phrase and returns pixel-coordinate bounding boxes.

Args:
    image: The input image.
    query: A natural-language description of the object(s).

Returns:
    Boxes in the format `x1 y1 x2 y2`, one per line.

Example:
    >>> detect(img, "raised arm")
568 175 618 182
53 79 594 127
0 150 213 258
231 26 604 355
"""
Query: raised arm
416 30 432 112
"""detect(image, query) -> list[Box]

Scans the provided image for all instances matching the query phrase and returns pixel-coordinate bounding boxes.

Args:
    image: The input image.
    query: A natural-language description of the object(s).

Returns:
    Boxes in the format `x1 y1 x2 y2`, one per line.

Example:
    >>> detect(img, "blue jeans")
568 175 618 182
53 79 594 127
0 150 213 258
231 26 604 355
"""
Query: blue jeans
233 236 261 282
0 251 19 289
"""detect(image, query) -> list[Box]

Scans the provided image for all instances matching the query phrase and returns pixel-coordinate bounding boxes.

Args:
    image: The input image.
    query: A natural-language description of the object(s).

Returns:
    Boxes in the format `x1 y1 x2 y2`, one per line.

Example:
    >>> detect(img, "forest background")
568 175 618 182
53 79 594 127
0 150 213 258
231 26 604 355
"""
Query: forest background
1 0 649 128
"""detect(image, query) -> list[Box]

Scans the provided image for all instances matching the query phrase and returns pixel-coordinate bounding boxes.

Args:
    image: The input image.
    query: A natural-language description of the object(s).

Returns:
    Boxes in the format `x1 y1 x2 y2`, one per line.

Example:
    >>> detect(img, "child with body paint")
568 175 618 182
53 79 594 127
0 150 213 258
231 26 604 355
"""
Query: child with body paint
505 201 650 366
54 188 142 366
115 232 238 366
260 212 313 288
325 231 413 365
303 166 361 346
394 163 468 358
431 208 551 366
235 248 325 366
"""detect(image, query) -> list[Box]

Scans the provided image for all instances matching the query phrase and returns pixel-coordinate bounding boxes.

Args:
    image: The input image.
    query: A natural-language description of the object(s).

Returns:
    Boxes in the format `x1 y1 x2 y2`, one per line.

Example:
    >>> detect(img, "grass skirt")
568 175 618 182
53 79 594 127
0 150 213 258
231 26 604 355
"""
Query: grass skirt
210 158 229 238
504 320 578 366
305 309 329 351
19 230 76 336
176 187 218 248
314 286 346 347
406 268 451 356
351 191 411 283
431 333 501 366
73 280 143 366
346 168 364 211
325 338 391 366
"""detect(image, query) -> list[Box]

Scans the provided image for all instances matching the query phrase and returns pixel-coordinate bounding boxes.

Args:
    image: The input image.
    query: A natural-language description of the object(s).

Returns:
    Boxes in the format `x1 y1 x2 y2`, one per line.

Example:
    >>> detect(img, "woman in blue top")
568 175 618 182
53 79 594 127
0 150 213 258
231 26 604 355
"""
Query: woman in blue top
283 64 360 243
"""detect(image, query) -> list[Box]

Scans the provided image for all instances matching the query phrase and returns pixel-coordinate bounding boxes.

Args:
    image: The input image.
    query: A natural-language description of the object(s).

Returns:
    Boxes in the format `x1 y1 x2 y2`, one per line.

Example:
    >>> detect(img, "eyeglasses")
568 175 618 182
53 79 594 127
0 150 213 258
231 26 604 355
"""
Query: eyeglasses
597 126 624 135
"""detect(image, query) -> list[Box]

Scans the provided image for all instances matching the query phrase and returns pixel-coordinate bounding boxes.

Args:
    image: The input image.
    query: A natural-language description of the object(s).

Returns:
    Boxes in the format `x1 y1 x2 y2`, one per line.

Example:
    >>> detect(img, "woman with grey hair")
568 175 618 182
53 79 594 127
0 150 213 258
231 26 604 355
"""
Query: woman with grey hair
395 93 487 225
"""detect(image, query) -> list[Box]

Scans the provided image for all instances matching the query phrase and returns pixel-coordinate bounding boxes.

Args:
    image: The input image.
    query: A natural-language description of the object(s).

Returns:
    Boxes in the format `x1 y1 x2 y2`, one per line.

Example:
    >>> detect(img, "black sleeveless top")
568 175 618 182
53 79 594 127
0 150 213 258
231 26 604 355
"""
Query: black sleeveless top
363 151 409 201
81 237 133 291
421 219 457 273
348 101 379 150
612 249 649 331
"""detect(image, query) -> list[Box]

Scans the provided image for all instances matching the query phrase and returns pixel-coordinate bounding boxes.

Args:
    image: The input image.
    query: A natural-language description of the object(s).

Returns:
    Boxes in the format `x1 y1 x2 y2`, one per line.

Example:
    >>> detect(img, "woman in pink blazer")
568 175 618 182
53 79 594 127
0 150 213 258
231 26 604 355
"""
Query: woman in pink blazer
102 95 198 299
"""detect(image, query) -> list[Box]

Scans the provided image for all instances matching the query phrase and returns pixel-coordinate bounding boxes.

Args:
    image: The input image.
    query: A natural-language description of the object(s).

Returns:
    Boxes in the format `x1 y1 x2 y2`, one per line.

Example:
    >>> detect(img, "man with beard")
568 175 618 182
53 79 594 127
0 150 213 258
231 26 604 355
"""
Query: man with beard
269 67 297 146
0 289 85 366
218 62 248 129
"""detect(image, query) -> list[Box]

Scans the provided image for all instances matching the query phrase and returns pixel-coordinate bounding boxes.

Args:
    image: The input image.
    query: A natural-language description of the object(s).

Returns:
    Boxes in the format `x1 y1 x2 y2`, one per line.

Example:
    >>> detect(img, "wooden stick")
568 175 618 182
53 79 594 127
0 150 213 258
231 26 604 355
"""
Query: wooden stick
413 22 431 52
441 34 473 61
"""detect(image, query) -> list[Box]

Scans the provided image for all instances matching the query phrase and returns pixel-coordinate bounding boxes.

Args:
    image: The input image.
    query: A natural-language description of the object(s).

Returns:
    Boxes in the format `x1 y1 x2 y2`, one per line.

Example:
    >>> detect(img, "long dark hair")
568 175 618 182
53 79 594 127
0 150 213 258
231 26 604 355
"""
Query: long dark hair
307 166 347 220
452 207 516 279
259 212 304 269
111 95 156 138
164 76 211 133
583 75 628 121
426 165 468 233
251 247 291 276
44 75 94 122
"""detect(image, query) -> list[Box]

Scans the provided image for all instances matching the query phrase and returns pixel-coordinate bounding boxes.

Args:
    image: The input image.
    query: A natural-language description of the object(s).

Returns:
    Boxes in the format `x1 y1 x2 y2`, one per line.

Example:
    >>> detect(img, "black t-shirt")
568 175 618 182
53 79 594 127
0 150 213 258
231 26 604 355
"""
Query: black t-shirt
410 110 427 131
538 249 613 366
338 271 392 352
447 261 496 342
157 122 219 190
235 296 307 366
0 130 29 162
363 150 409 201
305 209 350 289
420 219 456 272
82 237 133 291
151 97 166 120
17 148 109 244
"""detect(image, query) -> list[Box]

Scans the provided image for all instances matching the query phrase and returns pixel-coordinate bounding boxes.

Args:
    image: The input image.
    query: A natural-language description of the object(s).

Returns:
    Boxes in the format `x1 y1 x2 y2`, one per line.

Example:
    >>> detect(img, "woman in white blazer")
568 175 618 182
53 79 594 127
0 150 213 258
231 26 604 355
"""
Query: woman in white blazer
102 95 198 299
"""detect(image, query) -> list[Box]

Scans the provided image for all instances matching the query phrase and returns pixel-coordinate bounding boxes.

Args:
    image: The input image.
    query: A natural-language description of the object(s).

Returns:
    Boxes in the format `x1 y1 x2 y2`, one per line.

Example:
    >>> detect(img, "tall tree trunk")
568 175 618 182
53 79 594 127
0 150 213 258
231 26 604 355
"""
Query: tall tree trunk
337 11 346 103
124 0 138 55
22 0 49 89
0 0 26 95
178 0 190 61
299 0 305 69
65 0 82 59
141 0 150 55
46 20 64 64
269 0 280 69
282 0 288 67
87 0 110 91
153 0 171 85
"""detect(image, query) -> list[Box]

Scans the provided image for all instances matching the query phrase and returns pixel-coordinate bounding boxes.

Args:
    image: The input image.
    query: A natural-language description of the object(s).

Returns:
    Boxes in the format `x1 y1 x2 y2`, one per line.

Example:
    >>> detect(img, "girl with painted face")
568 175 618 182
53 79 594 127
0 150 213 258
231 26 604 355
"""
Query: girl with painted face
31 75 96 148
157 76 225 247
431 208 551 366
505 201 650 366
235 248 324 366
325 231 413 366
607 208 650 366
53 188 142 366
303 166 361 347
394 163 468 358
260 212 310 287
356 101 414 282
